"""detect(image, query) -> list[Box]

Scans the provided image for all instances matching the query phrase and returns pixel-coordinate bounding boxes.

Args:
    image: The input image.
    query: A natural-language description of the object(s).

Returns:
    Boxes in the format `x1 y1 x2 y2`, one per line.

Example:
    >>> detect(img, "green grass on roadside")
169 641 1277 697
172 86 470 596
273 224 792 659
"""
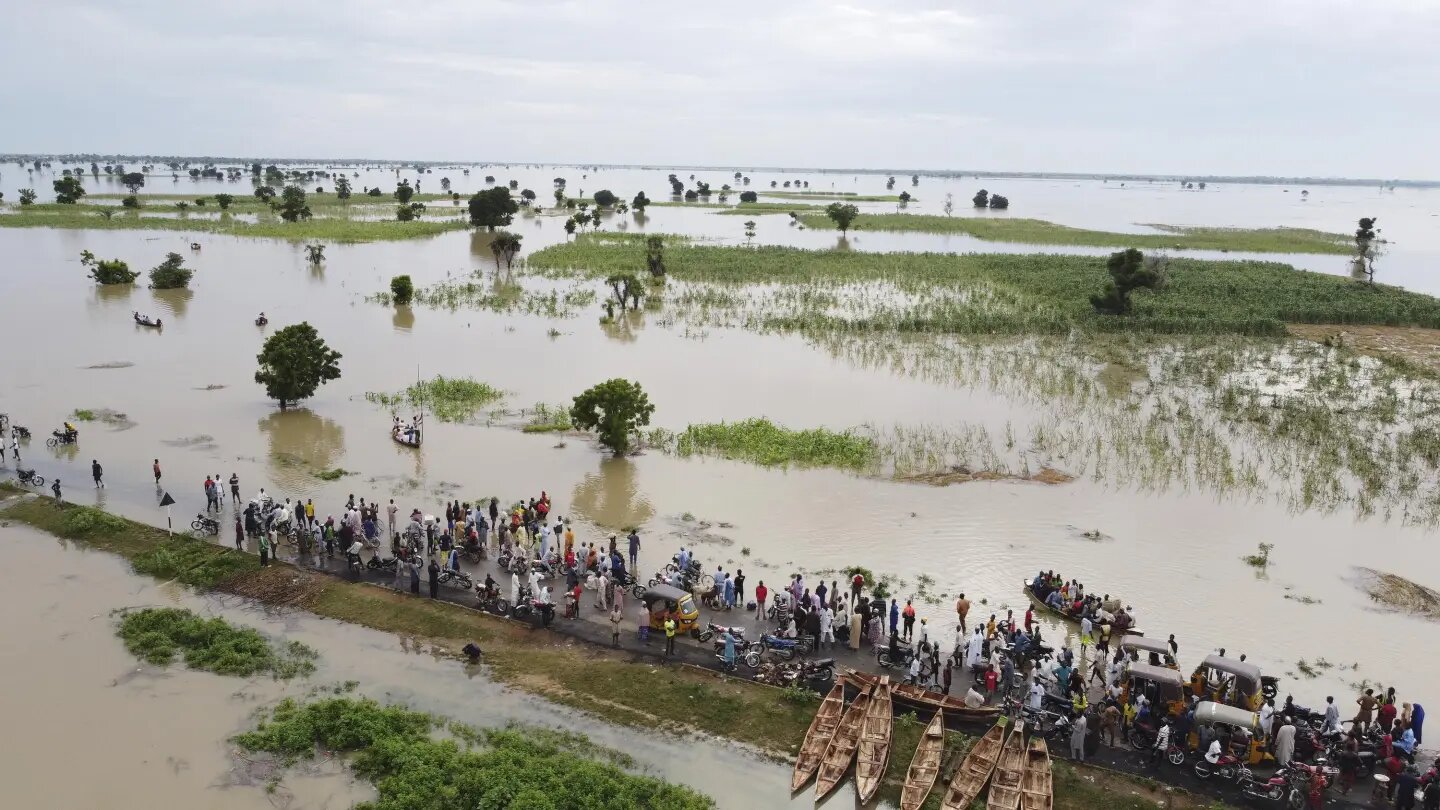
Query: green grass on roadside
797 212 1351 254
529 235 1440 336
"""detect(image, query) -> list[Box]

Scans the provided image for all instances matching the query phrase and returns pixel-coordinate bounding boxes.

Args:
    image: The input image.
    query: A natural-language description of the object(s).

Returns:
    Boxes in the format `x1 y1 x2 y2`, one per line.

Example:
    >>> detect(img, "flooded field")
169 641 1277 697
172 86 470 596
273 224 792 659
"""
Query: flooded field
0 521 817 809
2 162 1437 731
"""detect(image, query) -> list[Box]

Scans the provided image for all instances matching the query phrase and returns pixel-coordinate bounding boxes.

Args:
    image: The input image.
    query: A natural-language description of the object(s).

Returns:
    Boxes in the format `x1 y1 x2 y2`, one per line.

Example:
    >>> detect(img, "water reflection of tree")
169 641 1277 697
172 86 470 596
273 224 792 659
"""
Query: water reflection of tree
835 235 853 252
469 229 500 263
152 287 193 318
392 306 415 331
257 408 345 490
570 456 654 531
600 309 645 343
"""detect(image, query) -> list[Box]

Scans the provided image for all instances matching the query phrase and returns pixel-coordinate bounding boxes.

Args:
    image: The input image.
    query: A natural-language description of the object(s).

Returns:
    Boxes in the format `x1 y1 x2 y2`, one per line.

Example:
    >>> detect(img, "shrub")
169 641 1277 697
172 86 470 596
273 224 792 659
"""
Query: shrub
390 275 414 305
149 252 194 289
121 195 140 209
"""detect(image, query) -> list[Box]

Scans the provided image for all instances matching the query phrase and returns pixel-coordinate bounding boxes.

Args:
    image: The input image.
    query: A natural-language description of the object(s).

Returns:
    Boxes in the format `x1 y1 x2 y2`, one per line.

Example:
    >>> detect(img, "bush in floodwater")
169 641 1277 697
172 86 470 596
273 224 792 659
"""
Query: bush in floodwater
116 607 317 678
1242 542 1274 568
1091 248 1162 316
673 418 878 471
233 697 711 808
389 275 414 305
80 250 139 285
149 252 194 289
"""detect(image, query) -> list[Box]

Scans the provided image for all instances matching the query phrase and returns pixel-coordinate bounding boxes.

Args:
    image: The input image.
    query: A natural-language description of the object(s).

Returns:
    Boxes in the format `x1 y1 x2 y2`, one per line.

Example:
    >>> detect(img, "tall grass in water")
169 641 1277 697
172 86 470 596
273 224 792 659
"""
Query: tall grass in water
653 418 879 470
366 376 505 422
116 607 317 678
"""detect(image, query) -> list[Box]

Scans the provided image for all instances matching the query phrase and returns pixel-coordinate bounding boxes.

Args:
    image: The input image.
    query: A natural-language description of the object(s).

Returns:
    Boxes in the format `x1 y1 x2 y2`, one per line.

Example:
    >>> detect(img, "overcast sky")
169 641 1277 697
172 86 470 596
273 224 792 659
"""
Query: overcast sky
4 0 1437 178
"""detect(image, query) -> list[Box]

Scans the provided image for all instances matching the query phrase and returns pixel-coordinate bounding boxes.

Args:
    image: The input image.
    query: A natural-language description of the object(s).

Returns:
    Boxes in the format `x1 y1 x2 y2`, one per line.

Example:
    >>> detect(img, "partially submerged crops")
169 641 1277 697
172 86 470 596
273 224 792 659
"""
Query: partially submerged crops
796 212 1352 254
234 697 713 809
528 236 1440 335
520 402 573 433
368 270 597 317
653 418 879 470
116 607 318 678
365 375 505 422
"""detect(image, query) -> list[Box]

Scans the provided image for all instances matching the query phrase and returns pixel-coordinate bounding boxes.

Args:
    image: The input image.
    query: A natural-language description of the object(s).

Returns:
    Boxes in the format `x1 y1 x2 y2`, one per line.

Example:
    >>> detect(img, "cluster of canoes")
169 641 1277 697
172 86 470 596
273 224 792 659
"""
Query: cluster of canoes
793 673 1053 809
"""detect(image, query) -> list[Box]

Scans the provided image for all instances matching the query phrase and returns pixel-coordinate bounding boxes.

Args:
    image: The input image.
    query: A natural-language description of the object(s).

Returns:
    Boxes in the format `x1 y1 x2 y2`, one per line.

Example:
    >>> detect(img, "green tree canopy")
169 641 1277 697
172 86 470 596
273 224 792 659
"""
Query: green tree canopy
467 187 518 230
631 191 650 211
1090 248 1162 315
593 189 618 207
824 202 860 234
334 176 351 199
53 176 86 204
254 186 277 203
490 230 524 269
149 252 194 289
394 182 414 204
275 185 312 222
738 190 758 203
122 172 145 194
254 322 342 410
390 275 414 305
214 193 234 210
80 250 140 285
570 378 654 456
18 188 37 205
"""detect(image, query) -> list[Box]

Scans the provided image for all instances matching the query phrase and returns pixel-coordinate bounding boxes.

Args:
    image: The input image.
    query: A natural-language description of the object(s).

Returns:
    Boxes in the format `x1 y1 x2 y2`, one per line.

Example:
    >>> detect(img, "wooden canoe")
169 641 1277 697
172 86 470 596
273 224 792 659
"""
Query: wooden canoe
1020 736 1052 810
846 670 1001 722
1022 582 1142 636
855 675 893 804
792 682 846 792
900 710 945 810
815 686 872 800
986 720 1028 810
940 720 1007 810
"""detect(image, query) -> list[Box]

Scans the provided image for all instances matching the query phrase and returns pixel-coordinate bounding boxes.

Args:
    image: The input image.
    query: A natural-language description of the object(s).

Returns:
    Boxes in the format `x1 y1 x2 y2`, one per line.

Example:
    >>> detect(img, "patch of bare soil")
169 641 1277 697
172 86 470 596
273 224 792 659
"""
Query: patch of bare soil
222 566 328 608
1353 567 1440 619
897 466 1075 487
1289 324 1440 376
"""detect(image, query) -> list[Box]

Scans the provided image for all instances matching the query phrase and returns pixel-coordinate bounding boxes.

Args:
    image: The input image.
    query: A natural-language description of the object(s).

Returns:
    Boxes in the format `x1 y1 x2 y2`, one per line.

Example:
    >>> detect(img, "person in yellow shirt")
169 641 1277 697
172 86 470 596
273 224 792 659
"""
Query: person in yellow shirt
304 499 315 528
664 616 677 656
564 524 575 558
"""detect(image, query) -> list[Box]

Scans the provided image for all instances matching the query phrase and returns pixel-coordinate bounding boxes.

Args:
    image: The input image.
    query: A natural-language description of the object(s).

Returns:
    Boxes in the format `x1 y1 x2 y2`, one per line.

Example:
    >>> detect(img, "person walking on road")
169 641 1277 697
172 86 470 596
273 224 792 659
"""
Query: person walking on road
754 580 768 619
229 472 240 506
91 459 103 488
152 458 161 486
610 605 622 647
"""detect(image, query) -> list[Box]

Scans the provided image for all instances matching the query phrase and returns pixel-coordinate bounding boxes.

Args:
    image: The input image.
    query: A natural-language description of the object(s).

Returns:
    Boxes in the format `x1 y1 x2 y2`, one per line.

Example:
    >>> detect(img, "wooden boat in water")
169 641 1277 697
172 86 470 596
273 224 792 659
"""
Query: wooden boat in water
1022 582 1142 636
133 312 162 328
1020 736 1052 810
815 685 872 800
900 710 945 810
940 720 1007 810
792 682 846 792
847 670 1001 722
855 675 893 804
986 720 1028 810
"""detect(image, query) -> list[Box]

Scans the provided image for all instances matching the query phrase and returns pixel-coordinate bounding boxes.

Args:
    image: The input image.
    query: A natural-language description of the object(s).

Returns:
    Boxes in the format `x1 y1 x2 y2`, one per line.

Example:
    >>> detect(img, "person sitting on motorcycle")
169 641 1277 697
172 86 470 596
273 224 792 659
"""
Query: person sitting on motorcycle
1205 737 1224 766
482 573 498 597
1150 718 1172 766
62 421 77 441
346 538 363 569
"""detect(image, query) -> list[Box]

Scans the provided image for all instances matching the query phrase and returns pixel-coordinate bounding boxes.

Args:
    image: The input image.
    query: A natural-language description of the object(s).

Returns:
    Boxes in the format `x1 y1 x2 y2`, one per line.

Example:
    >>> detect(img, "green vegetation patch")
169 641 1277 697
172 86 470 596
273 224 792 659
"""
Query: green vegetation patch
521 402 573 433
764 191 905 202
712 202 826 215
116 607 317 678
234 696 713 809
0 206 468 243
530 236 1440 336
365 375 505 422
654 418 878 470
797 212 1351 254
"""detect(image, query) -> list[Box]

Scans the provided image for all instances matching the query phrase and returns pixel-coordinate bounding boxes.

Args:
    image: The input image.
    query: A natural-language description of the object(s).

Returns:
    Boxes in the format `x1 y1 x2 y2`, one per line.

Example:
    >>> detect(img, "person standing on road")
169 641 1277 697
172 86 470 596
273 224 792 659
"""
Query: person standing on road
610 605 622 647
152 458 161 486
259 529 271 567
820 605 834 650
664 615 677 657
901 599 916 641
408 559 421 594
229 472 240 505
639 602 651 644
428 558 440 599
955 593 971 634
733 569 745 607
234 514 244 550
754 580 768 620
889 598 899 639
627 529 640 570
1070 712 1088 762
91 459 103 488
51 478 62 501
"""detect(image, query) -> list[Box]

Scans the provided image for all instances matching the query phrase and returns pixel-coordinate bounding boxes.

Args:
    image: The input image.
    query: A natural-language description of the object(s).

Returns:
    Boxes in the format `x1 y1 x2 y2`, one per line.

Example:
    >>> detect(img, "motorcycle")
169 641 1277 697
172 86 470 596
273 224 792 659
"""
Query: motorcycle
1240 766 1292 803
696 622 748 644
16 468 45 487
191 514 220 536
10 425 31 440
438 567 473 590
46 430 78 448
1194 752 1245 783
366 555 400 572
509 585 537 618
744 634 804 668
877 642 917 670
474 584 511 616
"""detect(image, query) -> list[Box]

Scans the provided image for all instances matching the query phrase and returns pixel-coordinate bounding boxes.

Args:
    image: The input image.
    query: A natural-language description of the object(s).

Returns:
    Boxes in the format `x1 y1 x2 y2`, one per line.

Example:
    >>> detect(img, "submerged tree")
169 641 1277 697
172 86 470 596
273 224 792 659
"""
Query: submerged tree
275 185 312 222
569 378 654 457
943 193 954 217
80 250 140 284
254 185 277 203
631 191 649 211
1090 248 1161 315
593 189 618 207
148 252 194 289
334 175 351 199
305 244 325 264
396 202 426 221
645 236 666 279
467 187 517 230
972 189 989 208
825 202 860 234
605 273 644 310
122 172 145 195
739 190 758 203
53 176 86 204
389 275 413 305
490 230 523 269
989 194 1009 210
214 193 234 210
254 322 342 410
18 188 37 205
1353 217 1379 284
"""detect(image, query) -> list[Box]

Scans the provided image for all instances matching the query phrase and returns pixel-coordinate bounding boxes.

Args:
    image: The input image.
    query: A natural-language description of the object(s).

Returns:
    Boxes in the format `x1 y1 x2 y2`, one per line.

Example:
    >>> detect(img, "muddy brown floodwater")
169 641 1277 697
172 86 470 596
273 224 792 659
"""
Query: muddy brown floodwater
1 164 1437 736
0 521 836 809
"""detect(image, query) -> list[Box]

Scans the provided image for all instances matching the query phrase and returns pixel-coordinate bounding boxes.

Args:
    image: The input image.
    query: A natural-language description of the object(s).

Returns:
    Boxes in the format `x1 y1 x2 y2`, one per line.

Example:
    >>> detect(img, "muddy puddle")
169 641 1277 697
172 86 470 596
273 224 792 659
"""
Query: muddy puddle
1 164 1437 722
0 521 828 809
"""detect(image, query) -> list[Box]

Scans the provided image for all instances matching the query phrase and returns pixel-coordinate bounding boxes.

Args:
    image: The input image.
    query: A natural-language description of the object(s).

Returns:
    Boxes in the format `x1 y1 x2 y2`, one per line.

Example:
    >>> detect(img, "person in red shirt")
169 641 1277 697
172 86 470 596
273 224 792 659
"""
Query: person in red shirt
850 573 865 603
1024 606 1035 633
1381 701 1400 734
755 581 769 620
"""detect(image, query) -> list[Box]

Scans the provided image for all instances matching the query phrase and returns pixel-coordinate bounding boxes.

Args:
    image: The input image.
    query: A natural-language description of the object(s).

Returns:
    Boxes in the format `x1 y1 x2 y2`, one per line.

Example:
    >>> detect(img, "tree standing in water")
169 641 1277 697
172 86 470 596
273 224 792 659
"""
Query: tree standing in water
570 379 654 457
254 323 342 410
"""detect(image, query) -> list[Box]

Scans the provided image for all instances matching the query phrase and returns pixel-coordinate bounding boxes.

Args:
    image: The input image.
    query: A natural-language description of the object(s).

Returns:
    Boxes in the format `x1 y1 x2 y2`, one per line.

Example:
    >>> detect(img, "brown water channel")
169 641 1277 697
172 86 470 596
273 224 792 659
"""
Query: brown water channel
0 166 1435 726
0 520 823 809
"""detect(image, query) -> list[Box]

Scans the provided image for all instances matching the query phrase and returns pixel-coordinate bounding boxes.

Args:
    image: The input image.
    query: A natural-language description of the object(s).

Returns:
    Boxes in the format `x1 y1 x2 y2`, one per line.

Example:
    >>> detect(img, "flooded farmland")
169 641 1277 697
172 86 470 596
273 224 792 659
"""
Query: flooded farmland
2 163 1439 807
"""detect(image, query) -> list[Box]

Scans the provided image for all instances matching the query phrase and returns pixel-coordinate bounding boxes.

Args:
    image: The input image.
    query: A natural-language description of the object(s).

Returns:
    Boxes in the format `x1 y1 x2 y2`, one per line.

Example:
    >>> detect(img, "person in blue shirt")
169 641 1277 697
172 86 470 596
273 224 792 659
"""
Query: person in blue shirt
889 599 900 638
1397 723 1418 759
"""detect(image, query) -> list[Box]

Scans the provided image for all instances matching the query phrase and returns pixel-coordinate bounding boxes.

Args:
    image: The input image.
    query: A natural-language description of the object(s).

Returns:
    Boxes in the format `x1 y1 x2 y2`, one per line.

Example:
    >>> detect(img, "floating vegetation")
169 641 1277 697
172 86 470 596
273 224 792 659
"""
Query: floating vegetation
1354 567 1440 620
115 607 317 679
654 418 878 470
1283 592 1322 605
67 407 136 430
365 376 505 423
82 361 134 370
233 697 713 809
312 467 351 481
70 408 97 421
1242 542 1275 568
520 402 573 433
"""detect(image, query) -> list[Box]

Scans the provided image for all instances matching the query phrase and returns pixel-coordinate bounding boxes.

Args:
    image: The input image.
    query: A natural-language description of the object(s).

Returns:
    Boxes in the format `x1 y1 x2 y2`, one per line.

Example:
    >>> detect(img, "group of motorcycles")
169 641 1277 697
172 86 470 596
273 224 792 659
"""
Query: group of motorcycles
702 620 836 688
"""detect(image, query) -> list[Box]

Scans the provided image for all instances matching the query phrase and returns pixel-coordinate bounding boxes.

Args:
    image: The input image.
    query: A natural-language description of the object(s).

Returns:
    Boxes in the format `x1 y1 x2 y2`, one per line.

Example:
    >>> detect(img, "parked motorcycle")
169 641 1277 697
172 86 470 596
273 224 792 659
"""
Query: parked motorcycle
877 642 917 670
191 514 220 536
1194 752 1245 783
474 584 511 616
16 468 45 487
744 634 804 667
697 622 748 644
438 568 473 589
